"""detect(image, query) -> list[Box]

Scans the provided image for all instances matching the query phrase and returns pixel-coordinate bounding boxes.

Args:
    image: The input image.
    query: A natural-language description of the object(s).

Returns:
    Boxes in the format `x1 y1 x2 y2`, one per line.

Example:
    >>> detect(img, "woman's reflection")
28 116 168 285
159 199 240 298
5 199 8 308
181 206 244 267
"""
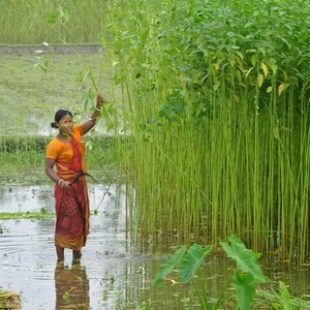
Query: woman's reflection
54 261 90 309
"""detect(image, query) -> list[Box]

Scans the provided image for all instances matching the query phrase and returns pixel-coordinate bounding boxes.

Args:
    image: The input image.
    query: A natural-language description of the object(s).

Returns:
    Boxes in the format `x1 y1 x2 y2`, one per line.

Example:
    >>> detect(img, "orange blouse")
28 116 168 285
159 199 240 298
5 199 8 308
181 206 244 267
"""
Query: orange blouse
46 125 87 179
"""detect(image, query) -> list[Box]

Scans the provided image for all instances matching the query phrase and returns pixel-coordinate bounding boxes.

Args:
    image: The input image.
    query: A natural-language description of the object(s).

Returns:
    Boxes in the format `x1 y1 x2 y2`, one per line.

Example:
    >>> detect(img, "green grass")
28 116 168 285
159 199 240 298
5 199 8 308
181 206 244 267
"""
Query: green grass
0 0 108 44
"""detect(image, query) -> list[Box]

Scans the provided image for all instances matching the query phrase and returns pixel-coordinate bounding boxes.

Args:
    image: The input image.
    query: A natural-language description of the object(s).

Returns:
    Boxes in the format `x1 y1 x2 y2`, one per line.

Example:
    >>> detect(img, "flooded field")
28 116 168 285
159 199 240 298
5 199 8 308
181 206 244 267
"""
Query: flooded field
0 185 309 309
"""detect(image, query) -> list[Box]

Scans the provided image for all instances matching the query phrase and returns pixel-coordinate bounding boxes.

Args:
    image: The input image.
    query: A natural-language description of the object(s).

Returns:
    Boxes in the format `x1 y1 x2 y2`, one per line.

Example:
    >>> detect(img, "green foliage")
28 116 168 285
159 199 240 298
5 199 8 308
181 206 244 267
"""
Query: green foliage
278 281 295 310
233 272 255 310
257 281 310 309
153 245 187 286
220 235 268 283
104 0 310 261
179 244 212 283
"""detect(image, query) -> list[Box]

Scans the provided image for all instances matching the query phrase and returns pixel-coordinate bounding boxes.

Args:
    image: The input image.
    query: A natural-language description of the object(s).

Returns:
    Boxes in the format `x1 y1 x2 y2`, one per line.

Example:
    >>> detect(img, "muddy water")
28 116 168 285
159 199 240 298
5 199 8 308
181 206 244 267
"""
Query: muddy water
0 185 310 309
0 185 197 309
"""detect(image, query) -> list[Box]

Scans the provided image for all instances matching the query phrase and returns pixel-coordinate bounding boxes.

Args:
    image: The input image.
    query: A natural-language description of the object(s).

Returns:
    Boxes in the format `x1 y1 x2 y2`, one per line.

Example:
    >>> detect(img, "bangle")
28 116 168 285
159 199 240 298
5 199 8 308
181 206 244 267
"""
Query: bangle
58 179 64 186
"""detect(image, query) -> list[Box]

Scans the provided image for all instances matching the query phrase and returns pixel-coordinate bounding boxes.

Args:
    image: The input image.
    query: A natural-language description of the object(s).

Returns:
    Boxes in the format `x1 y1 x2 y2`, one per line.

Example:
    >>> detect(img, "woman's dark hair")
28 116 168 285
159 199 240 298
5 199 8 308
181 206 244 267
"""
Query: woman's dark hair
51 109 73 128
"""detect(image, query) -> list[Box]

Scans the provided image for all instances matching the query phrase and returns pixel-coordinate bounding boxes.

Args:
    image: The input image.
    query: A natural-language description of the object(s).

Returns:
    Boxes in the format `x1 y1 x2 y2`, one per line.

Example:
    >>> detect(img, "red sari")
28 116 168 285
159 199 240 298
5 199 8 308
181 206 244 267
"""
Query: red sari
54 137 90 250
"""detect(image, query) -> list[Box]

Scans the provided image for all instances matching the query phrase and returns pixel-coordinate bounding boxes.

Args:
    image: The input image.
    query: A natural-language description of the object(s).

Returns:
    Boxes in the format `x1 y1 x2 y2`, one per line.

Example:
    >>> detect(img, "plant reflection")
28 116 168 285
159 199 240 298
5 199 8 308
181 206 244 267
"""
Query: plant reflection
54 261 90 309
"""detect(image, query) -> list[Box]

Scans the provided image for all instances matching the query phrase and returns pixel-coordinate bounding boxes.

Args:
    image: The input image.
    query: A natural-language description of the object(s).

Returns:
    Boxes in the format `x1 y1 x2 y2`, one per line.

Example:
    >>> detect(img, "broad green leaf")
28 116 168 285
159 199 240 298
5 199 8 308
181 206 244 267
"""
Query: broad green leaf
278 83 289 96
153 246 187 286
180 244 212 282
234 272 255 310
257 74 264 88
261 63 269 78
220 235 268 283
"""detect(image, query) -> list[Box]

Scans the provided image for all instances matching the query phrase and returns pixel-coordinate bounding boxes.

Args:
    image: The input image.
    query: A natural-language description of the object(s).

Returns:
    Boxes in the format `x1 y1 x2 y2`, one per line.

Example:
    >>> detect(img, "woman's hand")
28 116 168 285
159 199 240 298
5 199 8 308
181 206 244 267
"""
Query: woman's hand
58 179 71 191
80 94 105 135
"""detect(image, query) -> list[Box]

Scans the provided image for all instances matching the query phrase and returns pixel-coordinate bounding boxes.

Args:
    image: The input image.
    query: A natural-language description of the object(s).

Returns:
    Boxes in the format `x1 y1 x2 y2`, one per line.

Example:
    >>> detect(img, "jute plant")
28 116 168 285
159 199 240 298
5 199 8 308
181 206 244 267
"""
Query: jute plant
103 0 310 260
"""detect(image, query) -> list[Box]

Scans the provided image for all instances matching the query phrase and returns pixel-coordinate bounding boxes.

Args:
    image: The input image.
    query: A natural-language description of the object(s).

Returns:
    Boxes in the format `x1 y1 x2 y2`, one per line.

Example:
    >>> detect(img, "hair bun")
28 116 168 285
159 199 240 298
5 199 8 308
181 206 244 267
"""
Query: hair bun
51 122 58 129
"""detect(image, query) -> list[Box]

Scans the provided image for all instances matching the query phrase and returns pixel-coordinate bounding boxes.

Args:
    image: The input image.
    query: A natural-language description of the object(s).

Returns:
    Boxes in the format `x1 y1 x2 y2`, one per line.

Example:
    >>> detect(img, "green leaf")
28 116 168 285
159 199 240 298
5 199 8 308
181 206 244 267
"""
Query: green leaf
261 63 269 78
234 272 255 310
257 73 264 88
245 67 253 79
153 246 187 286
180 244 212 282
279 281 294 310
220 235 268 283
278 83 289 96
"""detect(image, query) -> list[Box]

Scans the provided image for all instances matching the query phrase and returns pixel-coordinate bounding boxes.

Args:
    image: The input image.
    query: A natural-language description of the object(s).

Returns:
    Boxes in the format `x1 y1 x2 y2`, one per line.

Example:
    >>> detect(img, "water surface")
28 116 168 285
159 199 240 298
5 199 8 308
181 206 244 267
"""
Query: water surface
0 185 309 309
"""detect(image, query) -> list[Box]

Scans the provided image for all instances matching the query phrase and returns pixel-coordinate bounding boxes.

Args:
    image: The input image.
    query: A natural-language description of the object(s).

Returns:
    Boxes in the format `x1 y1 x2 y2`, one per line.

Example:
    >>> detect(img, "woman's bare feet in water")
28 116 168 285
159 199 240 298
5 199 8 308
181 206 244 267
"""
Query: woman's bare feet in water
72 249 82 263
56 246 64 262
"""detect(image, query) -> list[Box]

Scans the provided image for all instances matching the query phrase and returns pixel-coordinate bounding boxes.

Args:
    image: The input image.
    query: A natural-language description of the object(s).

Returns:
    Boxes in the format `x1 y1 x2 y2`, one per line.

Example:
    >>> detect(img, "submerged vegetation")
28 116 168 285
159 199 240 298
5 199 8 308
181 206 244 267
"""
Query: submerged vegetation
0 291 21 310
0 210 54 220
103 0 310 260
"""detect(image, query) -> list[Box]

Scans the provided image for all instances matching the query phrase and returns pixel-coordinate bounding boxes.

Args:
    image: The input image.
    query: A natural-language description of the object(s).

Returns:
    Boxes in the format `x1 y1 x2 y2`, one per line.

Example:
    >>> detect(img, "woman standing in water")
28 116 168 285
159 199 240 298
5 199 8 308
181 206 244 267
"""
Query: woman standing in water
45 94 104 262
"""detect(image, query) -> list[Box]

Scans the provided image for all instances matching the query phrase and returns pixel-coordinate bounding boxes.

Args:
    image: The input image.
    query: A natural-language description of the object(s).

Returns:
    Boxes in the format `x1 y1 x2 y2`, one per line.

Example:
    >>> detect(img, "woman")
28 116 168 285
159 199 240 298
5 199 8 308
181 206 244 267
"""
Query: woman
45 94 104 262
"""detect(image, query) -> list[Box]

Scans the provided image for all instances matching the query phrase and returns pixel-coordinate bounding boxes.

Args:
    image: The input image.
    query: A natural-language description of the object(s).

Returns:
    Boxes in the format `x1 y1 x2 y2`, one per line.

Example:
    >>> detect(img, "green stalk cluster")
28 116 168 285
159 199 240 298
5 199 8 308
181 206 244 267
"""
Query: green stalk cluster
104 0 309 259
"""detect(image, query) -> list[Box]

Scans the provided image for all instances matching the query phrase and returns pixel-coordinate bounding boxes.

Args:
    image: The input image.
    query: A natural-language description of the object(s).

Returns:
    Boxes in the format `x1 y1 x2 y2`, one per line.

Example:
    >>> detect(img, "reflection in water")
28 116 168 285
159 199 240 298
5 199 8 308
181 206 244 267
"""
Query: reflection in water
55 261 90 310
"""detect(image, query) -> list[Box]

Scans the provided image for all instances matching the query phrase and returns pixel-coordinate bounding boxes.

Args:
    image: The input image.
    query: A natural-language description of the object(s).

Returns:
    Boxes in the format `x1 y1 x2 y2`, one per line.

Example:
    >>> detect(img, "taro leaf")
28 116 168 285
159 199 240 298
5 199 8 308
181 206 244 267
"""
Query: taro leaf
220 235 268 283
153 246 187 286
180 244 213 283
234 271 255 310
